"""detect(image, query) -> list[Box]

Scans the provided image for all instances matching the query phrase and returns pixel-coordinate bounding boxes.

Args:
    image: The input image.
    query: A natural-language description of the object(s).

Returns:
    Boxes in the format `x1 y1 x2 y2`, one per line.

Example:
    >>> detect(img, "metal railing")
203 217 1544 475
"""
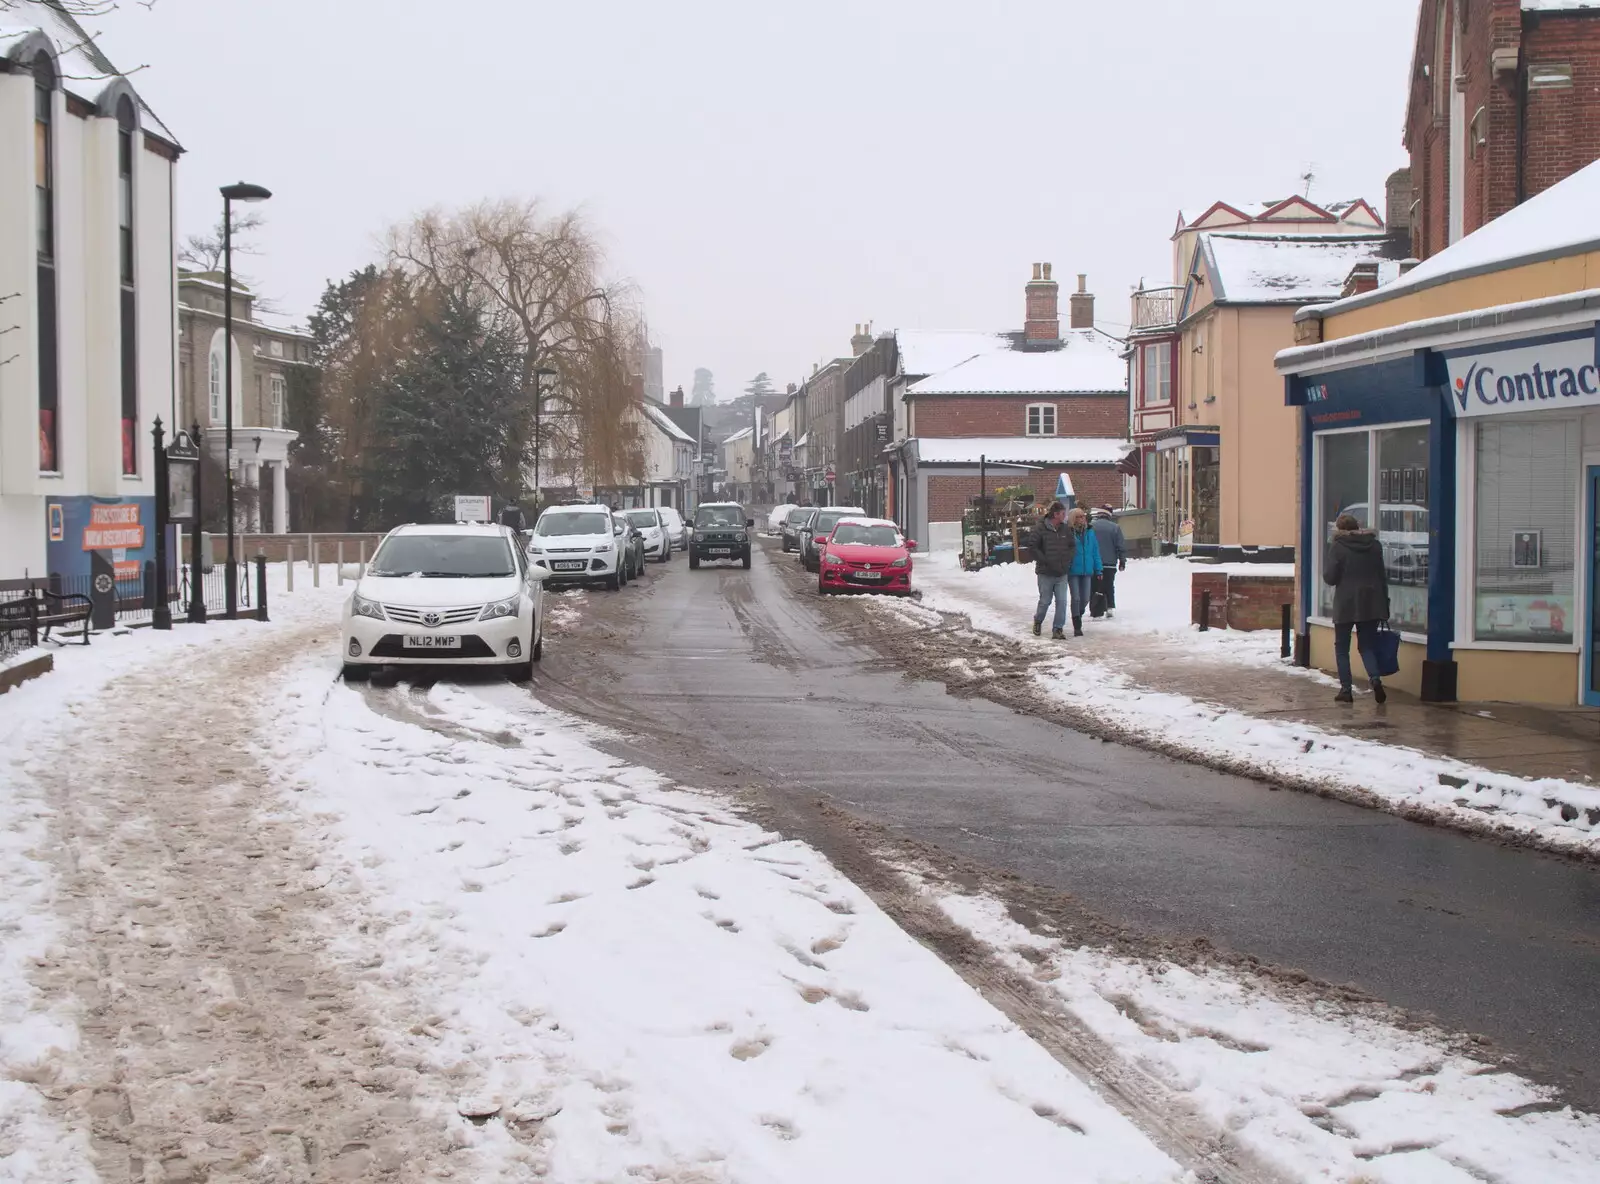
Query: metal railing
1131 286 1183 332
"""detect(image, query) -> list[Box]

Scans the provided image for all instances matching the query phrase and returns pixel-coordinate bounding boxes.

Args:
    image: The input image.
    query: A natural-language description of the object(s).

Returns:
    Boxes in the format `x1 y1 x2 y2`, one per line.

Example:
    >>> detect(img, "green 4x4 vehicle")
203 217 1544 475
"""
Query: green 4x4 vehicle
689 502 753 570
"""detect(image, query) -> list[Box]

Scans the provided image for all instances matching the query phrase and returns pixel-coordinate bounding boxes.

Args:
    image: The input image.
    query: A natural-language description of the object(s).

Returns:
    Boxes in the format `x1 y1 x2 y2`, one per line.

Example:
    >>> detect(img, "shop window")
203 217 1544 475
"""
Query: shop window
1473 420 1577 644
1316 431 1371 618
1376 426 1430 633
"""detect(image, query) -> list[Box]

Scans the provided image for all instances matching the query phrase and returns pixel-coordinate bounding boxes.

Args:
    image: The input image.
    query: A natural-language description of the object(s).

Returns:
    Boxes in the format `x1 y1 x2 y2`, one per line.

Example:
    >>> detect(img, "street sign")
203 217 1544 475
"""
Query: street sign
454 495 491 522
825 465 836 486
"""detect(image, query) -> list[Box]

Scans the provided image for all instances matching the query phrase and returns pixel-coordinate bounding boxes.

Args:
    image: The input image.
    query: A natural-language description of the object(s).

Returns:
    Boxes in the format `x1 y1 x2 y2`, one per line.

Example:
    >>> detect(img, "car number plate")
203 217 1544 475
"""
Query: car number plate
552 561 586 571
852 571 883 580
710 547 731 554
403 634 459 648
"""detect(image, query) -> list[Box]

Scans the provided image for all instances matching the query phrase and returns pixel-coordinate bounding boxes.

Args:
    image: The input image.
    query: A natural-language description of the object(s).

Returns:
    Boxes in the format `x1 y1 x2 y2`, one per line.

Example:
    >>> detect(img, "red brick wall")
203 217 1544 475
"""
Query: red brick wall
1190 570 1294 632
1407 1 1600 261
913 396 1126 439
925 467 1123 525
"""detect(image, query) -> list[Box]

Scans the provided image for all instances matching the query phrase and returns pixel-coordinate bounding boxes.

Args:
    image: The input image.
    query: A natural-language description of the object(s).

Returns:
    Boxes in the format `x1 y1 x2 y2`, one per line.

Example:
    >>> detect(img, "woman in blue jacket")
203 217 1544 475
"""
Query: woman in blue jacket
1066 507 1102 637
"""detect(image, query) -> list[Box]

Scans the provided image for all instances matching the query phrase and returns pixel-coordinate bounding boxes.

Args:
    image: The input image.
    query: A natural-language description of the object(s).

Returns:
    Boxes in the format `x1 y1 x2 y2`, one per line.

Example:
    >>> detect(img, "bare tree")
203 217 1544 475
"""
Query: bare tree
178 209 265 274
389 200 648 503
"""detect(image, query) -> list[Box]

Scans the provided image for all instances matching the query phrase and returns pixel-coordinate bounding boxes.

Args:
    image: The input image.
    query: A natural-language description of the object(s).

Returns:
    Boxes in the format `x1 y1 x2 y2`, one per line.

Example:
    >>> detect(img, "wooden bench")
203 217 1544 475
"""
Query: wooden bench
0 581 92 648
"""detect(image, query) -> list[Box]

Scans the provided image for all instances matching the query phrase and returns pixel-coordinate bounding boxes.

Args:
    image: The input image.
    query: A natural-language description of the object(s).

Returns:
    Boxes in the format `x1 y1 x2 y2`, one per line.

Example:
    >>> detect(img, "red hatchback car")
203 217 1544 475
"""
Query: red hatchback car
816 517 916 595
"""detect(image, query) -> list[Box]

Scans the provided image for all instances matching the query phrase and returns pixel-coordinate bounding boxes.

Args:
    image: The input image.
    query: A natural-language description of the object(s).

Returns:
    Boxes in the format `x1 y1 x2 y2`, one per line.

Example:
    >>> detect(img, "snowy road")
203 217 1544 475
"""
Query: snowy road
529 539 1600 1116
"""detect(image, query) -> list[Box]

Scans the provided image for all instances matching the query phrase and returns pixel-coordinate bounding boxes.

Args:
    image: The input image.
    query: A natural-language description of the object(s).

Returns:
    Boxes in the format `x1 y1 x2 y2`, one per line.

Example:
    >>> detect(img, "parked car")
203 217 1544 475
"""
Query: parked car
624 508 673 563
612 511 648 580
527 504 628 590
816 517 916 596
656 505 689 551
341 523 547 682
780 505 812 553
799 505 866 572
689 502 753 569
767 502 799 533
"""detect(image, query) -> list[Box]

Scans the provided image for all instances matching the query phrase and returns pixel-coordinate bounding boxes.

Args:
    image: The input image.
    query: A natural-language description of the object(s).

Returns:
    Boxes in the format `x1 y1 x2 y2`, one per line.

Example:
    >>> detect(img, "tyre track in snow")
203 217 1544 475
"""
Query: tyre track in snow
25 622 462 1183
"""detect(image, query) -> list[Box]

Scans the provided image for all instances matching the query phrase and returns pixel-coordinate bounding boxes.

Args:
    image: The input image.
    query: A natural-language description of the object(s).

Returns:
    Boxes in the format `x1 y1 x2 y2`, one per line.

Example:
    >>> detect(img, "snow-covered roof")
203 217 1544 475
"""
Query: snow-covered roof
912 437 1132 466
641 403 694 443
793 433 809 448
722 427 753 445
1202 234 1393 305
894 330 1011 378
1310 156 1600 320
1177 197 1381 234
1 2 178 146
906 330 1127 396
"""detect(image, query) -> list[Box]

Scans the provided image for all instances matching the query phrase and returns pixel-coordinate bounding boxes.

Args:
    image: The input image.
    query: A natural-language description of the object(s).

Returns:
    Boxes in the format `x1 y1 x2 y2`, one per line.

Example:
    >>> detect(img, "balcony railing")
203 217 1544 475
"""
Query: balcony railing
1131 286 1183 332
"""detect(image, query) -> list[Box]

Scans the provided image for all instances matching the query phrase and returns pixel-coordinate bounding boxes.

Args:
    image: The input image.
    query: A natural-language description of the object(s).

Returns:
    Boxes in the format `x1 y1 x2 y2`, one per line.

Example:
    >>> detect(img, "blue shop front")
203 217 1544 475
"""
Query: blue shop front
1283 313 1600 706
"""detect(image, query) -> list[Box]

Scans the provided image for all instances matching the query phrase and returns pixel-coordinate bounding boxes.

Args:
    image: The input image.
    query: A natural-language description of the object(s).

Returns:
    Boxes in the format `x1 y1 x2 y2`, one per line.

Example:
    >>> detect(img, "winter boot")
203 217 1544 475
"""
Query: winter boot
1370 678 1387 705
1072 617 1084 637
1032 620 1042 636
1334 686 1354 704
1050 629 1067 640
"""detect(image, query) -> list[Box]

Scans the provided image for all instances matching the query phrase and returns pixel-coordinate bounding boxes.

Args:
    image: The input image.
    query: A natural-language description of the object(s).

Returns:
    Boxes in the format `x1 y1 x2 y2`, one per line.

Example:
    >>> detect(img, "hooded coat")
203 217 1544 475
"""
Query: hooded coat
1323 529 1390 624
1025 518 1077 577
1068 524 1103 576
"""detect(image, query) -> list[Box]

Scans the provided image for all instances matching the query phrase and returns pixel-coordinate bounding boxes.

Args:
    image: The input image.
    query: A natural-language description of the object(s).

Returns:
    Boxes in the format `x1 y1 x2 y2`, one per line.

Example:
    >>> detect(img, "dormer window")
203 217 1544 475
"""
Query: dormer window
1026 404 1057 437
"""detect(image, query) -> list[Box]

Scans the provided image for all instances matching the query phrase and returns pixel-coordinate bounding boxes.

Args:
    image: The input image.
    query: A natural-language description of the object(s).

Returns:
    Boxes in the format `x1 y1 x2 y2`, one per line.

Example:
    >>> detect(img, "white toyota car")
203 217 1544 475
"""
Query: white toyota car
341 523 547 682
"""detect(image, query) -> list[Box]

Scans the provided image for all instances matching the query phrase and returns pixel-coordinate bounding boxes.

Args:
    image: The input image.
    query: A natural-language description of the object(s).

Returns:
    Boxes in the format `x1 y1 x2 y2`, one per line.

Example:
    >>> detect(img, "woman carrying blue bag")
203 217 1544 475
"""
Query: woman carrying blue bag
1322 512 1392 705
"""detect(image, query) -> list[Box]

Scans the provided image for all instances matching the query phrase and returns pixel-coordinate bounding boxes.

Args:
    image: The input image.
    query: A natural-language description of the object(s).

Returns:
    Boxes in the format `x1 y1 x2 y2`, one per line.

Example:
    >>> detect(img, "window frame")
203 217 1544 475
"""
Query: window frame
270 374 285 429
1025 402 1058 438
1140 342 1172 407
1308 419 1431 643
1453 412 1585 654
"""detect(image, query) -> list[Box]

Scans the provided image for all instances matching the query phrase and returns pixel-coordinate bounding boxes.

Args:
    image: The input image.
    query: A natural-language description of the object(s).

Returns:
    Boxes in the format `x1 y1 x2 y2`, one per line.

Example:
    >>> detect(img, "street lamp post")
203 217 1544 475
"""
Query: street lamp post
220 181 271 618
532 366 557 509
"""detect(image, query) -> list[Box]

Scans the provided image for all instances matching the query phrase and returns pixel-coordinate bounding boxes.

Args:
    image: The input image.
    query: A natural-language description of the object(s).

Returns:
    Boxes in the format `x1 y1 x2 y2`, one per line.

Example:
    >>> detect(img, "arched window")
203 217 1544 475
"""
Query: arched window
34 54 59 472
118 96 138 475
208 329 241 425
209 345 223 422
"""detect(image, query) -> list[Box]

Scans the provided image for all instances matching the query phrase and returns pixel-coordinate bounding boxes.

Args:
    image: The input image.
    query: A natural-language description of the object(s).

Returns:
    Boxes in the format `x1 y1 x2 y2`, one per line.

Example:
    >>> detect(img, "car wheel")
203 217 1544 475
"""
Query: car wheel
817 579 829 595
742 551 752 570
689 554 700 569
506 657 534 683
342 663 369 683
608 570 622 590
533 635 544 662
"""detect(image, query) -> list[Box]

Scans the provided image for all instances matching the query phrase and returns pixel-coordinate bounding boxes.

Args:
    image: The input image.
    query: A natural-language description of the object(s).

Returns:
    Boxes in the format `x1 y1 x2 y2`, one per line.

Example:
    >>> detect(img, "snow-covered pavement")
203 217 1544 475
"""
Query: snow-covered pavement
2 569 1597 1181
888 554 1600 857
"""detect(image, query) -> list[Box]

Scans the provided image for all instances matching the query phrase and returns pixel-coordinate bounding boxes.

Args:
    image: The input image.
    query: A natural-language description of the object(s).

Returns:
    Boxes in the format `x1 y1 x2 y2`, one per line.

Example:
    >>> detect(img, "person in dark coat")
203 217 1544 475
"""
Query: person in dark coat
499 503 528 533
1088 506 1128 618
1323 512 1391 704
1023 501 1076 639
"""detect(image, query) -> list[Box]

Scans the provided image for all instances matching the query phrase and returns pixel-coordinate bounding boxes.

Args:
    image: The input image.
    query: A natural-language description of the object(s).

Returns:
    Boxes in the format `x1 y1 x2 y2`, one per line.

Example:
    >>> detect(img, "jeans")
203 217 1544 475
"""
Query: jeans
1334 620 1382 689
1068 574 1093 621
1035 572 1071 632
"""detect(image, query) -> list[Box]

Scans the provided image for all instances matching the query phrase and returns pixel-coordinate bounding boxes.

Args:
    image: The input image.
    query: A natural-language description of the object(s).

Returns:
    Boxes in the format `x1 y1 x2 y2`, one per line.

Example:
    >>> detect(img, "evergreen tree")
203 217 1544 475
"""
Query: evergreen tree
744 372 775 400
364 291 524 525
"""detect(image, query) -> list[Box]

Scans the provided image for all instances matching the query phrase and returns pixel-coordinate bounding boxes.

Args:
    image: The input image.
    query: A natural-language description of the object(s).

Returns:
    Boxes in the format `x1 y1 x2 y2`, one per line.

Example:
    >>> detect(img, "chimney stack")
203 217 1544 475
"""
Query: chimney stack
851 322 873 356
670 385 684 408
1069 273 1095 330
1025 262 1060 344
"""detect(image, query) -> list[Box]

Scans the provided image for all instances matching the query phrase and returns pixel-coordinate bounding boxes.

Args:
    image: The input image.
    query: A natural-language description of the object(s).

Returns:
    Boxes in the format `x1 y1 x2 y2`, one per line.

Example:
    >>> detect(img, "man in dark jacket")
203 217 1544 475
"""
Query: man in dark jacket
1023 501 1076 639
1088 506 1128 618
499 503 528 534
1323 513 1391 704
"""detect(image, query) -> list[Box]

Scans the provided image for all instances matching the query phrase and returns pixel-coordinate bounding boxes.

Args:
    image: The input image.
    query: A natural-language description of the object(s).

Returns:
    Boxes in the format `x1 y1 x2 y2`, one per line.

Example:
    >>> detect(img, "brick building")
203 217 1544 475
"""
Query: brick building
1405 0 1600 262
886 264 1131 549
839 331 896 516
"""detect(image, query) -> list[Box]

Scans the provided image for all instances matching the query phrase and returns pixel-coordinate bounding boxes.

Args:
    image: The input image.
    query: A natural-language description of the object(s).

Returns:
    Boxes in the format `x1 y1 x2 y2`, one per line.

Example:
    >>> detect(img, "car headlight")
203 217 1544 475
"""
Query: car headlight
825 552 847 566
890 557 908 568
735 531 748 543
594 542 614 553
528 544 544 555
351 593 386 621
479 594 521 621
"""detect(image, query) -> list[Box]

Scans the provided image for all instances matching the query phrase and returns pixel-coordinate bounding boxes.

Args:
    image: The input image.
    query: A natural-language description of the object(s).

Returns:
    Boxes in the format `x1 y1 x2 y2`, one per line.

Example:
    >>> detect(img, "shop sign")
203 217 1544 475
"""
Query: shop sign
1446 337 1600 419
1177 518 1194 555
81 503 144 551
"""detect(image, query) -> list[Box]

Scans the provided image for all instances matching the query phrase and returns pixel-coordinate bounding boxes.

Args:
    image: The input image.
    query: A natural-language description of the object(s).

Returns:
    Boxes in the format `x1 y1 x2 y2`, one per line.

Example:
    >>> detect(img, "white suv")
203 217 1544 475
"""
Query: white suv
341 523 547 682
528 504 627 589
624 508 673 563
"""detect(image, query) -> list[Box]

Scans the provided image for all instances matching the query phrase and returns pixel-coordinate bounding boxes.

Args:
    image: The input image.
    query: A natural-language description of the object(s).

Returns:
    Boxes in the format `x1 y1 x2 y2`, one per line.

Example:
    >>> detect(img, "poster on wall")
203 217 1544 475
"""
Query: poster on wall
1177 518 1195 555
1513 529 1542 569
46 497 159 585
1476 594 1573 644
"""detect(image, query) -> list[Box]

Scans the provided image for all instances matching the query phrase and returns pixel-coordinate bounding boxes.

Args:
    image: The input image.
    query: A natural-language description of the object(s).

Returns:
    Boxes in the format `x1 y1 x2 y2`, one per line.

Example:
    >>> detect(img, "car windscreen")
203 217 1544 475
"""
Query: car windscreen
814 513 850 533
368 534 515 578
786 508 811 525
694 506 744 528
625 511 660 528
536 512 610 537
831 524 902 547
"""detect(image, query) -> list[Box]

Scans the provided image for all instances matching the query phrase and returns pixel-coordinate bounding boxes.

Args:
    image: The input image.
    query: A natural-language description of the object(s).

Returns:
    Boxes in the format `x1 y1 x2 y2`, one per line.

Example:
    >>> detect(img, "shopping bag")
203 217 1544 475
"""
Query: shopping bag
1374 622 1402 677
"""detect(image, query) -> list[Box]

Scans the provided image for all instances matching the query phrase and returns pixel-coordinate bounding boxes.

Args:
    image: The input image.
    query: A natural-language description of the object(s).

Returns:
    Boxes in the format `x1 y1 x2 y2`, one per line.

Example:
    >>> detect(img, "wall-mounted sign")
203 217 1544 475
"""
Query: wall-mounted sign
1445 336 1600 418
47 503 64 542
81 503 144 550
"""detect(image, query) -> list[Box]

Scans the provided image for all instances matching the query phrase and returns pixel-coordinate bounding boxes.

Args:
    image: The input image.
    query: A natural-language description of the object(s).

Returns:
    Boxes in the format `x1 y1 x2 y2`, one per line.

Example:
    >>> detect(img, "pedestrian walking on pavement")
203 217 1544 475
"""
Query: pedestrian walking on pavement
1024 501 1076 639
1089 505 1128 618
1323 512 1391 705
1066 507 1102 637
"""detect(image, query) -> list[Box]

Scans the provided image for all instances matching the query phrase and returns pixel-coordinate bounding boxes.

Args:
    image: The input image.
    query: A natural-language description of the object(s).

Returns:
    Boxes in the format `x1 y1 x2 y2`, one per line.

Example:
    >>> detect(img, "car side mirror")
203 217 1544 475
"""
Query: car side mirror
526 566 551 583
614 524 625 535
746 518 755 528
905 539 918 550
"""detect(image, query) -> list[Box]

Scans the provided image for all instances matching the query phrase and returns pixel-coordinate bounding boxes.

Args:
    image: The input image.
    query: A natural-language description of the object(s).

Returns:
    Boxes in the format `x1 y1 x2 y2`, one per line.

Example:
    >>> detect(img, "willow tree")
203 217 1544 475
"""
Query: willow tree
389 200 645 505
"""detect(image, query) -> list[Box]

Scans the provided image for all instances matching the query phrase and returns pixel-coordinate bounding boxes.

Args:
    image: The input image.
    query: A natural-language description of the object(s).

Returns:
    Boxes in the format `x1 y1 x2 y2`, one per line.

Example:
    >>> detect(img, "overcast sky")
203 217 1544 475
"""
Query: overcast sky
95 0 1418 400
